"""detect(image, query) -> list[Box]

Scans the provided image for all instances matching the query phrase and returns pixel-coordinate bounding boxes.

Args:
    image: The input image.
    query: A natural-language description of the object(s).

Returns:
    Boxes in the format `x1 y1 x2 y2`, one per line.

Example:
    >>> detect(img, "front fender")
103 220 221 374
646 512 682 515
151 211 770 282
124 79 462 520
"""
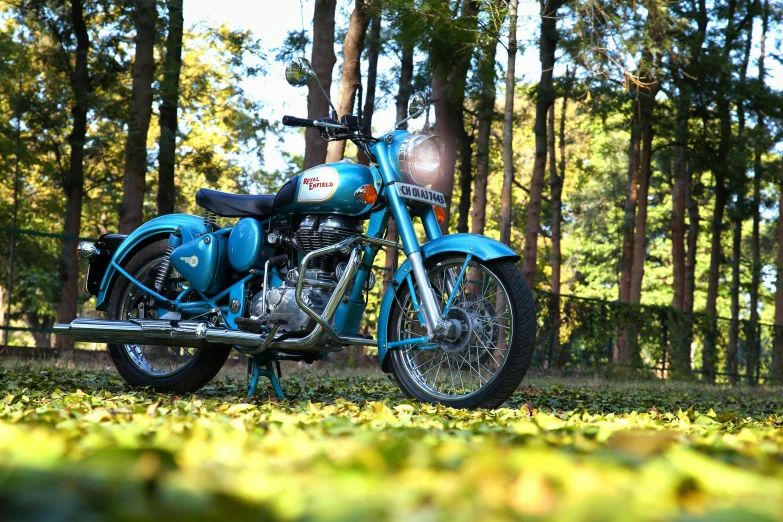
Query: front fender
95 214 206 310
376 234 519 370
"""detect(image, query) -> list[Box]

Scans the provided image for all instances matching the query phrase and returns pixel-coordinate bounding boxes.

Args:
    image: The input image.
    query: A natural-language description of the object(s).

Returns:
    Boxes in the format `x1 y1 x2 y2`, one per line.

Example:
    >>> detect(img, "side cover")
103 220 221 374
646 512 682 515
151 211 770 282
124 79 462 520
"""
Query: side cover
95 214 207 310
376 233 521 370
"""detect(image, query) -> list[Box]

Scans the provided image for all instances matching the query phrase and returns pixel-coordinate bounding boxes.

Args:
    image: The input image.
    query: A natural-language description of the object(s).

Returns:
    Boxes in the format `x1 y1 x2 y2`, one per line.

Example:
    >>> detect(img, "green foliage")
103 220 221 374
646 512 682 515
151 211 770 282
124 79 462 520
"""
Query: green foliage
1 366 783 521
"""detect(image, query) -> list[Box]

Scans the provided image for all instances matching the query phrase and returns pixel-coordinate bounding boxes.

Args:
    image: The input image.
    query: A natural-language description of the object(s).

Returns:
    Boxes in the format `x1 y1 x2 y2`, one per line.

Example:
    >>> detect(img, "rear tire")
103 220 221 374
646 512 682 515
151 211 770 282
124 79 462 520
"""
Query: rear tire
106 239 231 393
388 255 535 409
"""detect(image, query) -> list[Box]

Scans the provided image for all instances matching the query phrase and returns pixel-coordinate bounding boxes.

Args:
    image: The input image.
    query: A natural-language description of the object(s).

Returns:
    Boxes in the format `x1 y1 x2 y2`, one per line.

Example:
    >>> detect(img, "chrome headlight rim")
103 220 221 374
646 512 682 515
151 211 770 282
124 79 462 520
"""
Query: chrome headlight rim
399 135 444 186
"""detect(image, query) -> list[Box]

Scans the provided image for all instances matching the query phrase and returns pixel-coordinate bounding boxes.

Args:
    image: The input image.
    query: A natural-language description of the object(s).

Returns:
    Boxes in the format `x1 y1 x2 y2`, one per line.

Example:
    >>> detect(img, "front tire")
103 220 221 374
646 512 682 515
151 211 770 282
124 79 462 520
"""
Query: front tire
106 239 231 393
388 255 535 409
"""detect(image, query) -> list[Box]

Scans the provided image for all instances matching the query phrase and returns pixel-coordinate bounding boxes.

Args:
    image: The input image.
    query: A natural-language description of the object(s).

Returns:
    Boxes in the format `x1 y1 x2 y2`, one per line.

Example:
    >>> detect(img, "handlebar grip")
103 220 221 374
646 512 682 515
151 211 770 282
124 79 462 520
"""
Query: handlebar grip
282 115 314 128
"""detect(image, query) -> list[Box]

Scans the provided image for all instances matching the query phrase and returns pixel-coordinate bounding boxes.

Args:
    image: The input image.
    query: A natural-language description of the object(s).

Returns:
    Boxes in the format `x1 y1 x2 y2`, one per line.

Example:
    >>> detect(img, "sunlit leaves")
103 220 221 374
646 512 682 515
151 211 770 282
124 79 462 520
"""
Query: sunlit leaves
0 366 782 520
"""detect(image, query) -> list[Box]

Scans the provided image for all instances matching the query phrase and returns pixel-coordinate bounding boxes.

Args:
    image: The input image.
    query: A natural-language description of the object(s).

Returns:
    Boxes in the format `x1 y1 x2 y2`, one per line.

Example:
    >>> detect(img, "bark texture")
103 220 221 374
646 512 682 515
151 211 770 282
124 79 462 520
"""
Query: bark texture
498 0 518 247
304 0 337 170
326 0 371 162
703 0 738 382
157 0 183 216
670 0 708 377
56 0 91 350
521 0 562 285
470 39 498 236
619 115 641 304
431 0 480 234
119 0 157 234
749 0 768 382
358 13 381 166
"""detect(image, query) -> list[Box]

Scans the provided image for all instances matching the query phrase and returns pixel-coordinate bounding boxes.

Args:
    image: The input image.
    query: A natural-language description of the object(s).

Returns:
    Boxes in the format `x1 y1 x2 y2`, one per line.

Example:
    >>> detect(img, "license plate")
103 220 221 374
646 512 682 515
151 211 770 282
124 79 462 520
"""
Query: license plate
396 183 447 208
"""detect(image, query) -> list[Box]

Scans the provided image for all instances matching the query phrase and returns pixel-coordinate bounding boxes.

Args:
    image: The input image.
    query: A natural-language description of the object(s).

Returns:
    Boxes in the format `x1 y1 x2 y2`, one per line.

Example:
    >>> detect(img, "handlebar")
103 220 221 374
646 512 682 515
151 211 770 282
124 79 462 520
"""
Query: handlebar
282 115 315 128
282 115 348 131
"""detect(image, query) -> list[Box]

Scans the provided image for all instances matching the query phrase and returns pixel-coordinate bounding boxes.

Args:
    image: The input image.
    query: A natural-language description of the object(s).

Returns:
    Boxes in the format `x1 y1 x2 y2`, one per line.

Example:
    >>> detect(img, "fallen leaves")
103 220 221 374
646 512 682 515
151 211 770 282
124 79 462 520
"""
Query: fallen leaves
0 366 782 521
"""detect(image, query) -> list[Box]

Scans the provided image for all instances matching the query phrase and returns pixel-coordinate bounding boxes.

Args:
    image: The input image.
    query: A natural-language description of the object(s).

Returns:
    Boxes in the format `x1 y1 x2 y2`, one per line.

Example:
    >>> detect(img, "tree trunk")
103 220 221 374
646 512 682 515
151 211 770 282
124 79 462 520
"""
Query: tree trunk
749 0 768 383
56 0 91 351
470 39 498 236
727 17 754 385
456 127 474 233
619 114 641 304
157 0 183 216
119 0 157 234
671 0 708 378
304 0 337 170
521 0 561 286
326 0 371 162
395 43 414 126
775 159 783 381
552 90 567 368
498 0 518 247
630 93 655 303
431 0 480 234
358 13 381 166
704 0 738 383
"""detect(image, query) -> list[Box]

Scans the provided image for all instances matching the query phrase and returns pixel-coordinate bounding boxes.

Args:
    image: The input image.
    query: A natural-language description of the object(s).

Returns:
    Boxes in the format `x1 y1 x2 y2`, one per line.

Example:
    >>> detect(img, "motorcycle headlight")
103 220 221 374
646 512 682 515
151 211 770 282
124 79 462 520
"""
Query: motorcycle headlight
398 135 444 186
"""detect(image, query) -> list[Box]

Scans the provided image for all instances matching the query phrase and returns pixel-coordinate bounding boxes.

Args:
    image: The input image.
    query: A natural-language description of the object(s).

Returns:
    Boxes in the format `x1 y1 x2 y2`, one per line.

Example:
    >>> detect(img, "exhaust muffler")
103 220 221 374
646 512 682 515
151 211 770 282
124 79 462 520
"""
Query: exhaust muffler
53 318 269 349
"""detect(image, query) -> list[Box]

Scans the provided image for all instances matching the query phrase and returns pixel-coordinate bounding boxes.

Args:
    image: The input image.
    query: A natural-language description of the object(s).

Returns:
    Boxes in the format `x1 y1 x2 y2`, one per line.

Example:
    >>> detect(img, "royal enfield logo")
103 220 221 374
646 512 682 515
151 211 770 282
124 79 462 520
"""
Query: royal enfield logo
180 256 198 268
297 167 339 203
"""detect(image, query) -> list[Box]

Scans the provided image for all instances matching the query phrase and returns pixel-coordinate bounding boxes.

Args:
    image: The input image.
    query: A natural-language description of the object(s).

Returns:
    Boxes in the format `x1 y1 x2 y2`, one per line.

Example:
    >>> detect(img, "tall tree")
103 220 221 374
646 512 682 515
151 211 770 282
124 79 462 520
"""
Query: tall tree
775 158 783 381
304 0 337 170
157 0 184 216
430 0 480 233
358 12 382 166
326 0 371 162
498 0 518 247
749 0 769 382
670 0 708 377
618 113 641 304
455 121 474 233
549 85 568 368
703 0 740 382
55 0 92 350
521 0 564 285
727 11 755 384
119 0 158 234
470 34 500 236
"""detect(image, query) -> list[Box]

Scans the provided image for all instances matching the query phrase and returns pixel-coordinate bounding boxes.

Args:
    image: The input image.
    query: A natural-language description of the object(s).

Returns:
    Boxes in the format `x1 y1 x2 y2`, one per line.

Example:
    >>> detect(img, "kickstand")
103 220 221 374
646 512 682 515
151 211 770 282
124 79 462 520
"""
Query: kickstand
247 354 284 400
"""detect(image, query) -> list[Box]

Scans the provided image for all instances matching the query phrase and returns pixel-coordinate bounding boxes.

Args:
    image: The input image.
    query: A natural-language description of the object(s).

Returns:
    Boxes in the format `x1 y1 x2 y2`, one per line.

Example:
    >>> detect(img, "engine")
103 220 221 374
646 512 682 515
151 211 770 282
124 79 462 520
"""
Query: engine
248 215 363 336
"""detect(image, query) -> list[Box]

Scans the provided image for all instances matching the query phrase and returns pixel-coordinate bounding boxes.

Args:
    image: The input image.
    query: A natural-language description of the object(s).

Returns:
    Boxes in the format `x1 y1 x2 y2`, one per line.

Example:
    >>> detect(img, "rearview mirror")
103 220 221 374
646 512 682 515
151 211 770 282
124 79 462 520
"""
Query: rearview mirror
285 57 315 87
408 92 426 119
395 92 428 129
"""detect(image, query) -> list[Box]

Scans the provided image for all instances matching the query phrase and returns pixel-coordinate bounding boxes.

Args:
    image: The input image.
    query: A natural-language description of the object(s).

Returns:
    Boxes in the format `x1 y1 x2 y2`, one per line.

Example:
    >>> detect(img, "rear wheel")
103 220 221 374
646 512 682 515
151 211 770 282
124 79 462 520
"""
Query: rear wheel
106 239 231 393
388 255 535 409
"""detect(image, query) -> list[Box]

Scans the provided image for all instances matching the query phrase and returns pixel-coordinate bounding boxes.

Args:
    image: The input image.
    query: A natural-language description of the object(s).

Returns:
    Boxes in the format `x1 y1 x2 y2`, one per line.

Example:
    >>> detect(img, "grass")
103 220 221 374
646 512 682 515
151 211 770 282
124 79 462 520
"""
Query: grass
1 357 782 521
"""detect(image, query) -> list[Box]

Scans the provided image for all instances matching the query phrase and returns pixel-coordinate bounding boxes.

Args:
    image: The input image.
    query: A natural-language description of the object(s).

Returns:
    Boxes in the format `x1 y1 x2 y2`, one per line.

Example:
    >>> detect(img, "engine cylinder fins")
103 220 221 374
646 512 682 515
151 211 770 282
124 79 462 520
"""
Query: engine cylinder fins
295 215 363 272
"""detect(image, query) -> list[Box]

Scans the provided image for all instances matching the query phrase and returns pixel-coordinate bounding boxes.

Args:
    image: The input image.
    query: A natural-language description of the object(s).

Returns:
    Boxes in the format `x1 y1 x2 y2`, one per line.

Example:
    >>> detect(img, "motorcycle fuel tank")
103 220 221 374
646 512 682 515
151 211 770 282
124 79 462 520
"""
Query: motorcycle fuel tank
273 162 378 218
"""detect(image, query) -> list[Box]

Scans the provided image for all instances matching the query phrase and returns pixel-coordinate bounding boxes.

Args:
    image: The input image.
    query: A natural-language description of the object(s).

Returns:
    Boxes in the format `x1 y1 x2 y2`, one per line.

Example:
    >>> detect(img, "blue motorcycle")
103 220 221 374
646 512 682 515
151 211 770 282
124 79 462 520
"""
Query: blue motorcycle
54 57 536 409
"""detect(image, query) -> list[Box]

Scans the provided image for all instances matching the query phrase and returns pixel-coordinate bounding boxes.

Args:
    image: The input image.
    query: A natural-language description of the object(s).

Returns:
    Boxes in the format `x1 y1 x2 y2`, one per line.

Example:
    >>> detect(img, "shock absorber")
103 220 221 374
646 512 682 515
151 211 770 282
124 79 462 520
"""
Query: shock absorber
155 232 182 294
204 209 217 230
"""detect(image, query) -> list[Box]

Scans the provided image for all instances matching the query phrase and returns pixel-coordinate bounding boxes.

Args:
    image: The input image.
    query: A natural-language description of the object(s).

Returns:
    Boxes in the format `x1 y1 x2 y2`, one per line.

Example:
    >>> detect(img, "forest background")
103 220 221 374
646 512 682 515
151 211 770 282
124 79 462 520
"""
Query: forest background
1 0 783 383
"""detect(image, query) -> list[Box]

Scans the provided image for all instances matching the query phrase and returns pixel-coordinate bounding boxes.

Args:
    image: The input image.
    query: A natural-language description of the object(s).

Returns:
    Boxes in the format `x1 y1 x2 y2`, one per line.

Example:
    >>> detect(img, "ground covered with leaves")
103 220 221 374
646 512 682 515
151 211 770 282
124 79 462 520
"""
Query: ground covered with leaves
0 363 782 521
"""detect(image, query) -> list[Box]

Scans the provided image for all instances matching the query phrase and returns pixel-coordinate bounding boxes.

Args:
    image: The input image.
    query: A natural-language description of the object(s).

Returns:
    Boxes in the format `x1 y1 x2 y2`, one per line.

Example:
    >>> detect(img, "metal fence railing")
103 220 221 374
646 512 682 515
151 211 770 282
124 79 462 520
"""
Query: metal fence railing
2 227 780 383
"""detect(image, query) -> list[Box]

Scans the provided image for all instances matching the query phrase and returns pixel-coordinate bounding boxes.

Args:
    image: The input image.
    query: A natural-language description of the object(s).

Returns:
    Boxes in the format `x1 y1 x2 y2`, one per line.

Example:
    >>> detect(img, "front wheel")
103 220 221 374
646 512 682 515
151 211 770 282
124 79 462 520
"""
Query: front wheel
388 255 535 409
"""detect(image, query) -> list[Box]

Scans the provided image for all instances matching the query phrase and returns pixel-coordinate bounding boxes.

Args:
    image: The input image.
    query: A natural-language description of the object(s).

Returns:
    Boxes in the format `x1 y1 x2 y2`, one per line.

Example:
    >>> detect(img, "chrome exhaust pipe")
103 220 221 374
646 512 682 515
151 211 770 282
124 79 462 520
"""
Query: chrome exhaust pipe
53 318 268 349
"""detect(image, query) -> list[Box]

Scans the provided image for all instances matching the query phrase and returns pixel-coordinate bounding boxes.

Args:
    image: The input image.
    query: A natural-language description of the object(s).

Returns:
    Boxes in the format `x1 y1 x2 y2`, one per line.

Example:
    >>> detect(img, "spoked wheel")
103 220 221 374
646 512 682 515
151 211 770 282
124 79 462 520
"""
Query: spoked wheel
388 255 535 409
106 239 231 393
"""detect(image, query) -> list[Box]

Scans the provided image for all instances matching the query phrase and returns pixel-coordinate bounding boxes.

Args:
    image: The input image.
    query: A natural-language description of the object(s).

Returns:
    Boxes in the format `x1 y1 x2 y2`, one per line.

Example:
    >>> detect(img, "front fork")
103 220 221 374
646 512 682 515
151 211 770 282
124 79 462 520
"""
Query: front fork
385 182 454 340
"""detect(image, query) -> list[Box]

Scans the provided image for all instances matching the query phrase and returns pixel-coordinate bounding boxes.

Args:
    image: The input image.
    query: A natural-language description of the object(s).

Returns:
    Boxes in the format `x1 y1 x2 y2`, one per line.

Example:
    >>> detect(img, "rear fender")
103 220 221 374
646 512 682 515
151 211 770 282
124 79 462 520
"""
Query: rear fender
95 214 207 311
376 234 520 371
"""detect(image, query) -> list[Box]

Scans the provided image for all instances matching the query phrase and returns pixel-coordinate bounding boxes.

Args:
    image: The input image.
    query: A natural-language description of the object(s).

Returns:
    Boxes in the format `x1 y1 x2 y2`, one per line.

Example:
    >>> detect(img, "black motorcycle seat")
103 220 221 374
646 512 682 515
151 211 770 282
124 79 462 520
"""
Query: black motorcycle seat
195 188 276 218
